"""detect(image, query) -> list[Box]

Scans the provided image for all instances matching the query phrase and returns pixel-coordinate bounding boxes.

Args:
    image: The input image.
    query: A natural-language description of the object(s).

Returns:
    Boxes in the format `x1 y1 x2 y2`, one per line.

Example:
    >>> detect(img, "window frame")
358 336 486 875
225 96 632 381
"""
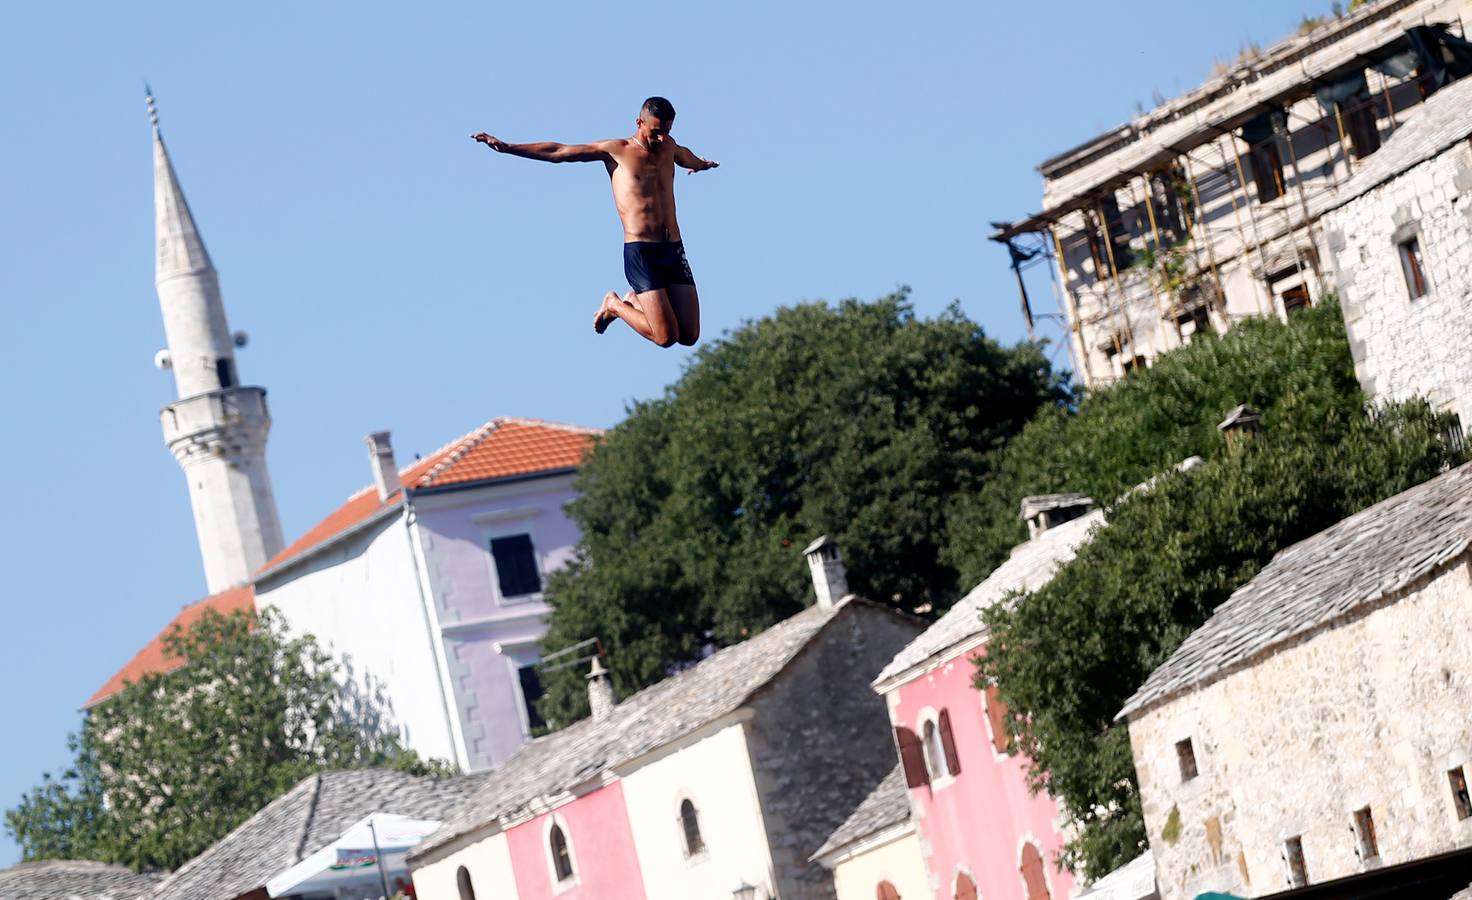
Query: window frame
543 814 579 892
1176 738 1199 782
1398 233 1430 300
1450 766 1472 821
1352 806 1380 863
917 709 950 784
488 531 545 603
1283 835 1309 888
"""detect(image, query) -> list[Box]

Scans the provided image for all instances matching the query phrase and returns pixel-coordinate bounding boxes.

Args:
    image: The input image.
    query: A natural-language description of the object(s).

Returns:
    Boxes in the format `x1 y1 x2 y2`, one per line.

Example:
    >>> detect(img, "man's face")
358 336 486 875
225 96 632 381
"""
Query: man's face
637 114 672 147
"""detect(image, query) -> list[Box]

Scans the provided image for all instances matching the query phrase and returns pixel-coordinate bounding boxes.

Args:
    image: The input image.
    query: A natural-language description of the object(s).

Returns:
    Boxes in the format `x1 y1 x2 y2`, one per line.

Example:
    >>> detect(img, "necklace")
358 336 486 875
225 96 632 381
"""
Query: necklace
633 136 649 151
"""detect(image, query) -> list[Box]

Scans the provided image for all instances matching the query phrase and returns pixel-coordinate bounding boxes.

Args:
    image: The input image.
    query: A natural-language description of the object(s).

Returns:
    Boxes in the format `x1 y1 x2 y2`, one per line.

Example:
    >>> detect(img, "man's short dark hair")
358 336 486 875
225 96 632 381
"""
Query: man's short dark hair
641 96 676 122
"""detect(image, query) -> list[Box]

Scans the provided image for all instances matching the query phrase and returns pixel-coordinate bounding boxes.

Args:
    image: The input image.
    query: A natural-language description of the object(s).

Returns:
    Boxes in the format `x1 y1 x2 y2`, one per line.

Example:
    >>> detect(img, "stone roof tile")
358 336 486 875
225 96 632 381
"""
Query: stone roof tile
1120 463 1472 720
810 764 911 861
0 860 162 900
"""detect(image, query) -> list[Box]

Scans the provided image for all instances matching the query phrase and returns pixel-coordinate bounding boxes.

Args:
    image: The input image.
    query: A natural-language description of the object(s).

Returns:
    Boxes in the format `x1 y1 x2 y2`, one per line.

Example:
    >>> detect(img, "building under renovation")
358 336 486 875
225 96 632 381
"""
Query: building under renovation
992 0 1472 385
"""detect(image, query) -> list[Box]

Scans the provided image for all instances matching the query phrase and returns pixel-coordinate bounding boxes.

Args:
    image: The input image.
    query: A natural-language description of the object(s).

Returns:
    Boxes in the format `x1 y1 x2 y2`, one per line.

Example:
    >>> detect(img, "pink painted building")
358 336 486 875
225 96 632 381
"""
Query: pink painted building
503 783 646 900
871 496 1104 900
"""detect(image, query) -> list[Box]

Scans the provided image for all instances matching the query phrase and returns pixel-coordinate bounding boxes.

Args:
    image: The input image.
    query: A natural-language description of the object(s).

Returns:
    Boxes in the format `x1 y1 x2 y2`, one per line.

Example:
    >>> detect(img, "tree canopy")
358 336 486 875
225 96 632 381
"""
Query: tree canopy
536 291 1068 725
968 303 1465 878
5 609 450 872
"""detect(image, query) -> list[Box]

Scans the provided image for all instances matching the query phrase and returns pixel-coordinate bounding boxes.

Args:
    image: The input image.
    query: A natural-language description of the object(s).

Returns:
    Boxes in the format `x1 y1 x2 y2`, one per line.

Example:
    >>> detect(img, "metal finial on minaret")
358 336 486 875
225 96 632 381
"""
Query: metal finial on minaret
145 83 159 130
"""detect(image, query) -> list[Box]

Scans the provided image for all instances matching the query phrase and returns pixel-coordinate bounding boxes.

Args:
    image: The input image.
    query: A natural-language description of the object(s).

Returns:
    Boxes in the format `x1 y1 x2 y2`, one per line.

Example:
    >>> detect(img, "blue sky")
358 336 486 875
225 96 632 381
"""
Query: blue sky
0 0 1329 867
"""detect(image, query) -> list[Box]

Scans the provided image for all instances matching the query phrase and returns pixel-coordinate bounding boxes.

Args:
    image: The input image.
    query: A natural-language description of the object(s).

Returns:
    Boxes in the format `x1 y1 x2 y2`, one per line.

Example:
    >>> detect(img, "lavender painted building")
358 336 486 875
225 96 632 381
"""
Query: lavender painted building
254 418 599 771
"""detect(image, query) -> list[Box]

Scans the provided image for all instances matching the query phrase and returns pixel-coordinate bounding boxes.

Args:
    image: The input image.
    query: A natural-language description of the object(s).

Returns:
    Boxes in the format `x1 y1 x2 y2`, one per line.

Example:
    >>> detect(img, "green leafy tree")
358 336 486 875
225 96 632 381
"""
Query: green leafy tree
968 307 1464 878
537 291 1068 725
6 609 451 872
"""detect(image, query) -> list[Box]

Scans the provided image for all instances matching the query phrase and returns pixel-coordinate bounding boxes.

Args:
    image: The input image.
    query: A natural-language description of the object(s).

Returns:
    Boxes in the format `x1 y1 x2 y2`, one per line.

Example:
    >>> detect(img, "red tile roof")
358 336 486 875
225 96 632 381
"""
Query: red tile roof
85 585 255 708
257 418 599 577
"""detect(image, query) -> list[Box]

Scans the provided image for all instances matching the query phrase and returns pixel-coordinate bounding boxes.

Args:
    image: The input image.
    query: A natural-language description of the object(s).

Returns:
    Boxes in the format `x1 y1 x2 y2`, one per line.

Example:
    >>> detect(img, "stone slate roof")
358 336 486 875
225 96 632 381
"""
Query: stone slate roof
1120 463 1472 720
1316 72 1472 216
153 768 475 900
810 764 910 862
0 860 162 900
414 599 886 861
873 510 1105 688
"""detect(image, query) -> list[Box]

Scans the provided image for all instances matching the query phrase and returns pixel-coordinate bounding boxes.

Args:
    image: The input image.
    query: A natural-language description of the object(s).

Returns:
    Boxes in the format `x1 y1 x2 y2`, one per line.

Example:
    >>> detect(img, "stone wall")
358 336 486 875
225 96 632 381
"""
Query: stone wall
1128 559 1472 899
745 603 924 900
1324 142 1472 423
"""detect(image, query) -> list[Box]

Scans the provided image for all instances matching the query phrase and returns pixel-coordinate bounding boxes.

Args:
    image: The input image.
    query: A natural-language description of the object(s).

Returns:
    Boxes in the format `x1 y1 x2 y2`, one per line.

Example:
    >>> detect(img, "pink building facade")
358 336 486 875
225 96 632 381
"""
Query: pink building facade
503 782 647 900
872 500 1103 900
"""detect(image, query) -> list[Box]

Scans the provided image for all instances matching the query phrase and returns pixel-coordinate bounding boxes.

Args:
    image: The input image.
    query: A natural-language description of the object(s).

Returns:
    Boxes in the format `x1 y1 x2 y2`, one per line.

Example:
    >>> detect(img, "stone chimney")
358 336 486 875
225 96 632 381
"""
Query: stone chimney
1019 494 1095 538
365 431 402 501
803 535 849 610
587 657 617 722
1218 404 1262 449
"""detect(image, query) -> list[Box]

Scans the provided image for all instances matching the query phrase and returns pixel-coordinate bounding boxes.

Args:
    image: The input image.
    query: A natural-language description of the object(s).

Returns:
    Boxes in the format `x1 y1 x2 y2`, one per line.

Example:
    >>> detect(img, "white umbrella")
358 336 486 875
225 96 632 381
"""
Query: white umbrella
266 813 442 898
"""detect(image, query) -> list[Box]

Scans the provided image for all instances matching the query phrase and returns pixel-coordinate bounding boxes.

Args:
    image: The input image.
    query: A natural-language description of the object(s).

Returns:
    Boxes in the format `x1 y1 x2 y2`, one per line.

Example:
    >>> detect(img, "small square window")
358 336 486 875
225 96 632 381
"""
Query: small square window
491 534 542 598
1399 236 1429 299
1281 285 1311 315
1353 807 1379 861
1450 767 1472 820
1176 738 1198 782
1284 835 1308 887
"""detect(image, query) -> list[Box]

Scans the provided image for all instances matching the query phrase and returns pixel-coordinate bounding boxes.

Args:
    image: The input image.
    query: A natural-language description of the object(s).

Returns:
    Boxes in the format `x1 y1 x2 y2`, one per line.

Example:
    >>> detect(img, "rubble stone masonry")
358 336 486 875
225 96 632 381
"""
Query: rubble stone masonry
1325 142 1472 423
1129 559 1472 899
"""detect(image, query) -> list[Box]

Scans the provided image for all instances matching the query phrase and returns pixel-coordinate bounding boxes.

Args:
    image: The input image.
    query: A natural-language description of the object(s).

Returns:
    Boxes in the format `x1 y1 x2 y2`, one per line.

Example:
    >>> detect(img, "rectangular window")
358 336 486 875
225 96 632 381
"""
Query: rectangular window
1282 285 1312 315
1353 807 1379 861
1400 236 1429 299
1100 194 1135 270
491 534 542 598
215 358 237 389
518 663 546 731
1450 767 1472 820
1176 738 1199 782
1284 835 1308 888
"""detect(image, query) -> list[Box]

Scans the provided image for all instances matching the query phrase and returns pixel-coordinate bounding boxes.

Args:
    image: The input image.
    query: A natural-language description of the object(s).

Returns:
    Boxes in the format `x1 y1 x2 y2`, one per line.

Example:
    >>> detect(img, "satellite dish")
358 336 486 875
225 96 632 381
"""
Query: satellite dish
233 330 250 348
154 349 173 370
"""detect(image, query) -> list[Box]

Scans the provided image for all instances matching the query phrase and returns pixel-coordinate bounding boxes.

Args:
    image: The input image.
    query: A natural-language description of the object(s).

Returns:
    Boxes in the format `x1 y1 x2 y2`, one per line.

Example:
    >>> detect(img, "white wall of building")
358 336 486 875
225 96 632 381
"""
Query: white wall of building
829 829 930 900
255 512 461 766
411 831 519 900
618 719 778 900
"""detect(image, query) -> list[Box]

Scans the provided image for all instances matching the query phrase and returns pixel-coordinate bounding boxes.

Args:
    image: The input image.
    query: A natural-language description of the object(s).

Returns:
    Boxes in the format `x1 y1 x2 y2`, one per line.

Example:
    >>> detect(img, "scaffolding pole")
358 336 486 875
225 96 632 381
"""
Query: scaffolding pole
1223 135 1276 316
1178 152 1227 328
1138 174 1183 344
1049 226 1094 385
1097 199 1139 371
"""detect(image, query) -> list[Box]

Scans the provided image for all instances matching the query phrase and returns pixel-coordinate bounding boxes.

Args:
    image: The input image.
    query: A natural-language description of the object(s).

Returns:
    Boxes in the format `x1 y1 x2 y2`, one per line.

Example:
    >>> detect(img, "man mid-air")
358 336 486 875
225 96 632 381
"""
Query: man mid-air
471 96 718 348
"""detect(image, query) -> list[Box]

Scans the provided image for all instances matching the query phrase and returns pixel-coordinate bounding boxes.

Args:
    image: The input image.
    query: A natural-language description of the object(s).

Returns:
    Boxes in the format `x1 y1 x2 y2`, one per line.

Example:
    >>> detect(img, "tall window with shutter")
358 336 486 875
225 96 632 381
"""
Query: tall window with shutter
1021 842 1051 899
938 709 962 776
984 684 1012 754
923 720 947 779
895 726 929 788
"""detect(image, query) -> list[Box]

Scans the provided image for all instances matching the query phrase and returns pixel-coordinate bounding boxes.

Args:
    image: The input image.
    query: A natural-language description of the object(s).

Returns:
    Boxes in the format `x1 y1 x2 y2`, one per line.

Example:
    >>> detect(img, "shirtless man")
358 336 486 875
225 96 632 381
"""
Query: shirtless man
471 97 718 348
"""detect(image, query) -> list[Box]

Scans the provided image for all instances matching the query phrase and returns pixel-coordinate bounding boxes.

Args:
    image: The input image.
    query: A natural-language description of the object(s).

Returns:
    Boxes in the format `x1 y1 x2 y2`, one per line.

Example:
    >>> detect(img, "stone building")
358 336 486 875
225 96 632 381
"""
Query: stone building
1118 463 1472 898
407 539 923 900
1318 72 1472 426
991 0 1472 385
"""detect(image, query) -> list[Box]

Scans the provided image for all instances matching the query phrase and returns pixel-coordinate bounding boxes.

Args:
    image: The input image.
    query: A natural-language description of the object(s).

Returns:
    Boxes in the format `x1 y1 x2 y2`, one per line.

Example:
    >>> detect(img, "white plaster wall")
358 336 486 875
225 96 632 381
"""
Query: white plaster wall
254 512 459 765
1129 560 1472 899
1324 143 1472 423
830 830 929 900
411 832 519 900
619 721 777 900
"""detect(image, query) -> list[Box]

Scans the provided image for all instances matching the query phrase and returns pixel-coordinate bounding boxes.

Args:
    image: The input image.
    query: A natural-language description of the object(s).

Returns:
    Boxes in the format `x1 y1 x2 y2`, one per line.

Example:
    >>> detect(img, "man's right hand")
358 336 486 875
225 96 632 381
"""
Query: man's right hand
470 133 507 152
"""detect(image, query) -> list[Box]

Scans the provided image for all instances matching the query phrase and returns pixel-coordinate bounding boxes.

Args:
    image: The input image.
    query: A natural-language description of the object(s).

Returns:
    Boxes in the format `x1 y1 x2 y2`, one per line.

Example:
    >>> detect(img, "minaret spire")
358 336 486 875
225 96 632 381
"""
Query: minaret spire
149 89 284 593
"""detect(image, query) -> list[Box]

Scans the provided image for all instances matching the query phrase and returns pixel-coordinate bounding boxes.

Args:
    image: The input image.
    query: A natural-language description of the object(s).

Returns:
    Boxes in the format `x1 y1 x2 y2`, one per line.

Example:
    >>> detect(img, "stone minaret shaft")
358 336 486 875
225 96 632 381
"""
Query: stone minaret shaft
151 93 284 593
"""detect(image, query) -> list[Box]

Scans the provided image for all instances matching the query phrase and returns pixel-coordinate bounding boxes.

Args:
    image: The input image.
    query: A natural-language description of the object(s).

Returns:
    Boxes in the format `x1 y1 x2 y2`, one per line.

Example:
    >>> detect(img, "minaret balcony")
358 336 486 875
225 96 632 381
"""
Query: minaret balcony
161 386 271 460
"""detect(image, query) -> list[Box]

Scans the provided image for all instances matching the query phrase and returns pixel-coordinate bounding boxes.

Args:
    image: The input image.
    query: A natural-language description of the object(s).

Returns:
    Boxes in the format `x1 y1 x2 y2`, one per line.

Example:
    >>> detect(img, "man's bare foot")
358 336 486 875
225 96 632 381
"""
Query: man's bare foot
594 292 621 334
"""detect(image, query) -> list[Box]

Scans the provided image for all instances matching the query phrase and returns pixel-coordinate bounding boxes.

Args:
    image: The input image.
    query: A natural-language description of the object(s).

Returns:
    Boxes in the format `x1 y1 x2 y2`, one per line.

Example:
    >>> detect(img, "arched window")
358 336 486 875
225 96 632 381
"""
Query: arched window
954 871 977 900
550 823 575 882
679 798 705 856
876 880 901 900
456 865 476 900
923 719 948 779
1021 842 1051 900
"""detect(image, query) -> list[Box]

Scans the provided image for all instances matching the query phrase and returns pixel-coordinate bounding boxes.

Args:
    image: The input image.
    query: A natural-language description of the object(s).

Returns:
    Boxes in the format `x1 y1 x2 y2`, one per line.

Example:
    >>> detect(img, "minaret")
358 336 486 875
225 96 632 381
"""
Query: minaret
149 90 284 593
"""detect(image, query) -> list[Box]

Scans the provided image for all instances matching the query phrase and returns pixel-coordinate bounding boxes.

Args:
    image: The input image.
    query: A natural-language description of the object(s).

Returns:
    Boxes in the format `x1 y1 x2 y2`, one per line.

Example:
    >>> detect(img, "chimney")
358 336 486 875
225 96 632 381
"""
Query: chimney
365 431 402 501
1019 494 1095 538
803 535 849 610
587 657 617 722
1218 404 1262 449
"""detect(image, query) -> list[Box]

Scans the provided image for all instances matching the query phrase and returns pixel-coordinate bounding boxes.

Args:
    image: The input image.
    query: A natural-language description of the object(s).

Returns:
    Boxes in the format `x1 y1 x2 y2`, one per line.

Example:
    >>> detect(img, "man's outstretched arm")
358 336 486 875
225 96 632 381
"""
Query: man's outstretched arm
470 134 616 163
673 143 719 173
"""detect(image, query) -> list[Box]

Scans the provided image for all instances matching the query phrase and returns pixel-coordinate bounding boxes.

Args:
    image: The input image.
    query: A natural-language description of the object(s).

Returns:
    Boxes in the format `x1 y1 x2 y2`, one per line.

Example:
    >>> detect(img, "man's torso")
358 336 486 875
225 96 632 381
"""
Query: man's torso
605 140 679 243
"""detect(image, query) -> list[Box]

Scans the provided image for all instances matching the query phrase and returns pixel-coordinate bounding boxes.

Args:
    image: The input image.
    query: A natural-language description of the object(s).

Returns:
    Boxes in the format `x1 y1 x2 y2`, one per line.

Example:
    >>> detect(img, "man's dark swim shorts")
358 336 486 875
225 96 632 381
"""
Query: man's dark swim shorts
624 240 696 294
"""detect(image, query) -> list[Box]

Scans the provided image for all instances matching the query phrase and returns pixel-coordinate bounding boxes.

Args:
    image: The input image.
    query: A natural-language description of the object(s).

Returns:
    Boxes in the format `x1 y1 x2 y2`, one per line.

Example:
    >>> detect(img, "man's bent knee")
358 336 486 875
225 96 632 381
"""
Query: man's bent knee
677 328 700 347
